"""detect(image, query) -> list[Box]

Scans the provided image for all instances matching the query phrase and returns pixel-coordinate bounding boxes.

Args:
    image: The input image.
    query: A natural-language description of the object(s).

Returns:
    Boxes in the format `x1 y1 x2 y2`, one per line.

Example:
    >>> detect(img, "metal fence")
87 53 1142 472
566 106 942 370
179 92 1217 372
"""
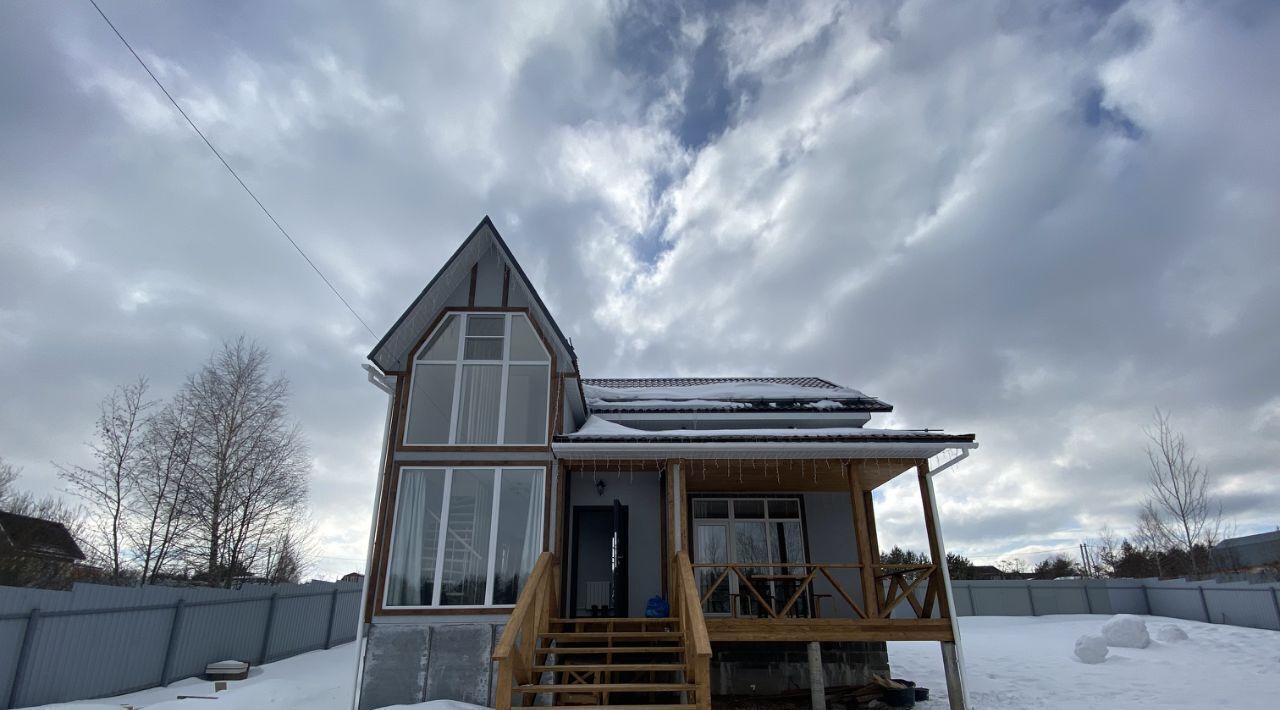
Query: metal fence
951 577 1280 631
0 580 362 709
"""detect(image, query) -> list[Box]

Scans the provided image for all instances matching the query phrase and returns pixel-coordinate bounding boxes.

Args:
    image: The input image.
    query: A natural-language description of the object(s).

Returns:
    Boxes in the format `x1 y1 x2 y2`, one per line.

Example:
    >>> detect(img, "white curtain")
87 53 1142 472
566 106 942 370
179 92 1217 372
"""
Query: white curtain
519 470 543 578
456 365 501 443
387 472 428 606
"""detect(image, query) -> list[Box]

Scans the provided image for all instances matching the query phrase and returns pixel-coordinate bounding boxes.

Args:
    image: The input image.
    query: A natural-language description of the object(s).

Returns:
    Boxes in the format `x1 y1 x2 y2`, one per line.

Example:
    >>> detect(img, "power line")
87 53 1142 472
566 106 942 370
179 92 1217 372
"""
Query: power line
87 0 377 339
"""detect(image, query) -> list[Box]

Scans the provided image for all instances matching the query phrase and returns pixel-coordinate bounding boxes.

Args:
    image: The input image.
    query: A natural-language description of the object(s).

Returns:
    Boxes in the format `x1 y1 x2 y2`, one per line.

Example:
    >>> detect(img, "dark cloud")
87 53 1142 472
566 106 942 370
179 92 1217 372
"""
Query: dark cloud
2 0 1278 577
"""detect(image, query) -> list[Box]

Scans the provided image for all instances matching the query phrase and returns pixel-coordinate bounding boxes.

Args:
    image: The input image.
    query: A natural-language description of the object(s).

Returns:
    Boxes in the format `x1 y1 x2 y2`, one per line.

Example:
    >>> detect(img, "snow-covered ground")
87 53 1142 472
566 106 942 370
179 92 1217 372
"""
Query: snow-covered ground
33 615 1280 709
889 615 1280 709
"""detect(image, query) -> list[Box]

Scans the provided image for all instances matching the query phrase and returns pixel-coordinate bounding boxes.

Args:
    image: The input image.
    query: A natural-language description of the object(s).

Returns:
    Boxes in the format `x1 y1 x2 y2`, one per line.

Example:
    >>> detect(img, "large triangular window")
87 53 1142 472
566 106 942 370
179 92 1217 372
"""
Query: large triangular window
405 313 551 445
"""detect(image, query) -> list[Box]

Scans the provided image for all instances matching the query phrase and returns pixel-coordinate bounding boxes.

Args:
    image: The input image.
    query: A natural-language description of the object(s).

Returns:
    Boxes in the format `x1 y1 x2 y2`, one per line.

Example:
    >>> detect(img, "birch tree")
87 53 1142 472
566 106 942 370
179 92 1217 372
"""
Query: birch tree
57 378 153 582
1140 408 1222 578
129 394 198 583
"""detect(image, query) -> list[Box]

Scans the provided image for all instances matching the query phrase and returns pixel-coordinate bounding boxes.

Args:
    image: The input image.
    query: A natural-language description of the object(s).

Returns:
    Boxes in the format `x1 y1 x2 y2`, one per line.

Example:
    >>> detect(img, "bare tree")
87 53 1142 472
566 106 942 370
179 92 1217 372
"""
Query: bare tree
182 338 311 587
0 456 18 503
56 378 154 583
1140 408 1223 578
129 394 198 584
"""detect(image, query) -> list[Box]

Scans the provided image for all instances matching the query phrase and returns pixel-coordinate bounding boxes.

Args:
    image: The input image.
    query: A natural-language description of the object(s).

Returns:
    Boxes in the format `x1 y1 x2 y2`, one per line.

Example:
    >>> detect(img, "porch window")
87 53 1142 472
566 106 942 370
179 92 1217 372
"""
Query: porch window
384 467 545 608
692 497 807 616
404 313 551 446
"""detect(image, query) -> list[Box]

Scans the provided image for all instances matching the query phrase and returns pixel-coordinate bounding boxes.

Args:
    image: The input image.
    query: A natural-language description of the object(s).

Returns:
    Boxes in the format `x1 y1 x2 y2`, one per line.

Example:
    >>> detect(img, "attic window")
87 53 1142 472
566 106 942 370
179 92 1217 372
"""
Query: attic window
405 312 551 446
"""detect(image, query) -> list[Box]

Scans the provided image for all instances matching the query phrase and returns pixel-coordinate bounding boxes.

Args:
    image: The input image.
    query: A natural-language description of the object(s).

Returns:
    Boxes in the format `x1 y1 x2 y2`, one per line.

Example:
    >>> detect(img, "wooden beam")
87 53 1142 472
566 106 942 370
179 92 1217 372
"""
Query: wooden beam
917 461 952 619
705 617 953 642
677 460 689 554
848 463 879 617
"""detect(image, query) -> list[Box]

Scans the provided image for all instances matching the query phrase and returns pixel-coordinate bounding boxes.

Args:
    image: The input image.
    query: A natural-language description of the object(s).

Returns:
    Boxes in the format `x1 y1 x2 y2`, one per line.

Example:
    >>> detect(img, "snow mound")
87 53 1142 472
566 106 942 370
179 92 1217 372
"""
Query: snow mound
1074 634 1109 664
377 702 492 710
1101 614 1150 648
1155 624 1189 642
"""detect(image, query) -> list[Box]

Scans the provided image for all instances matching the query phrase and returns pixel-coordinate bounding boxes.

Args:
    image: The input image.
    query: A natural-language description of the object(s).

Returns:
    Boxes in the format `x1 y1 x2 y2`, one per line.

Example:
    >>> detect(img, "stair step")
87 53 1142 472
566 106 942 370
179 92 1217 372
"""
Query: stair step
541 632 683 641
535 647 686 660
534 663 686 673
551 618 678 624
518 683 696 694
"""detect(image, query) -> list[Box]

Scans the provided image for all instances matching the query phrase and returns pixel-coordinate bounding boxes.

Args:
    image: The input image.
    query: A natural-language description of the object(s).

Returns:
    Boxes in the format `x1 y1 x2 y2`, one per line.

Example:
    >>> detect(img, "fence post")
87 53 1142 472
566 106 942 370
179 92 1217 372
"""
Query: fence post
1140 582 1152 615
259 593 279 665
6 608 40 710
1026 582 1037 616
1198 586 1212 623
1081 581 1093 614
967 584 977 615
324 588 340 649
161 599 185 686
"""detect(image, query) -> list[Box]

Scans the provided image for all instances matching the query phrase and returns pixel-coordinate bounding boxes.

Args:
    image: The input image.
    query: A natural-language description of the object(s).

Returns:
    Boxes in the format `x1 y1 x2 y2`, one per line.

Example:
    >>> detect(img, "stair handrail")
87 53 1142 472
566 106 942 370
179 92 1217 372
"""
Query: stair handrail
493 551 558 710
672 550 712 710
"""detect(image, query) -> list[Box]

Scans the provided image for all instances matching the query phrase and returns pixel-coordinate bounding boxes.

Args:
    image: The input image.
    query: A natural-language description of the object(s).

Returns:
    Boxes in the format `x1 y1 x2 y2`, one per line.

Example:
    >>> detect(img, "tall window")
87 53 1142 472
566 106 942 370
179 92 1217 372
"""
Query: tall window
692 497 806 616
405 313 551 445
385 467 545 608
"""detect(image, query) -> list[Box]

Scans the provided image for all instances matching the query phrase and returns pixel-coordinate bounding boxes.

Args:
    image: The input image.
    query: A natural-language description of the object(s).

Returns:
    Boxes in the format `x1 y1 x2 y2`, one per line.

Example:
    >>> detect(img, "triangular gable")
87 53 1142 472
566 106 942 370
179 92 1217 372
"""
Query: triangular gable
368 216 577 373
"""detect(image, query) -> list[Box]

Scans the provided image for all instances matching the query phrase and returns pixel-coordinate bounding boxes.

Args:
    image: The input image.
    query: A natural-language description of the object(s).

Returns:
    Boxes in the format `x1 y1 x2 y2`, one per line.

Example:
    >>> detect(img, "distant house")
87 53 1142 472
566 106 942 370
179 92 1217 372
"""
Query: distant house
969 565 1007 580
354 218 978 710
0 510 86 589
1212 530 1280 573
341 571 365 584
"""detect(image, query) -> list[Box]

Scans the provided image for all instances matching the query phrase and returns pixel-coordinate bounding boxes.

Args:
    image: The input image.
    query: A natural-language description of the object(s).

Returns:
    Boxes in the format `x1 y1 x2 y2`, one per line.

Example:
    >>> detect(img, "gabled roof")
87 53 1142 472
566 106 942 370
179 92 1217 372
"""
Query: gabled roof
0 510 86 561
582 377 893 413
367 216 576 373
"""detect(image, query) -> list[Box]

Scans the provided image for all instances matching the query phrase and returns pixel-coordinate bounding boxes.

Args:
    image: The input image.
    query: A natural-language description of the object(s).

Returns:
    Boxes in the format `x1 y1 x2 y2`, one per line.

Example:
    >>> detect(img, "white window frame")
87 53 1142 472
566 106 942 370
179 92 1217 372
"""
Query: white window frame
383 466 546 610
691 496 806 617
403 311 551 446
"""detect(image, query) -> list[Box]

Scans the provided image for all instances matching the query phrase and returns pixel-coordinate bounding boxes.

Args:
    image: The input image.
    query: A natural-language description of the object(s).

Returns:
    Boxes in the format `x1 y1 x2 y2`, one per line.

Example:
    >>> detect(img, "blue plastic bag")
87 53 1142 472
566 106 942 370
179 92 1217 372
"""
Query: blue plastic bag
645 595 670 618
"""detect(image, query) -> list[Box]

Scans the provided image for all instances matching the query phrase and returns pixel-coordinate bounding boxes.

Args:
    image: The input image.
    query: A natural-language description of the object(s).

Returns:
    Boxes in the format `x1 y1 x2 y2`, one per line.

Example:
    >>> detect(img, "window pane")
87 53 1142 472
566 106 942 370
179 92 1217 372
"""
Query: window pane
464 337 504 360
504 364 548 444
733 521 770 616
455 365 502 444
406 364 456 444
768 499 800 519
439 469 494 605
418 315 460 360
466 315 505 336
695 525 730 614
508 315 548 362
733 500 766 519
385 469 445 606
492 469 544 604
692 500 729 519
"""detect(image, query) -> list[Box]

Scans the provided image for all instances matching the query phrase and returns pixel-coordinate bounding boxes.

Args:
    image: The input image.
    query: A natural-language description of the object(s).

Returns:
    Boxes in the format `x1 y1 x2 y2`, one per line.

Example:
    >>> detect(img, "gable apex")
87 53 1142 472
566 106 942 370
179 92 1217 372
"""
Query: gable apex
367 216 576 373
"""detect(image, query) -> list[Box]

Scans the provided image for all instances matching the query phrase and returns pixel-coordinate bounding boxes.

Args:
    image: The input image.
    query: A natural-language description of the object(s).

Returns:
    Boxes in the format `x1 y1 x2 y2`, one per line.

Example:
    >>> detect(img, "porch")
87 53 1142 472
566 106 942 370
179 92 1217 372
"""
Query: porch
493 454 968 710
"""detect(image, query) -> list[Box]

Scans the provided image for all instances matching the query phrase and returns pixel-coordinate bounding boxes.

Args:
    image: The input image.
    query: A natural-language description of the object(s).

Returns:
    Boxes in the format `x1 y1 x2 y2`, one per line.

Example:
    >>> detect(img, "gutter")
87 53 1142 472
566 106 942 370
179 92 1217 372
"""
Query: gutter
351 365 397 710
921 448 971 709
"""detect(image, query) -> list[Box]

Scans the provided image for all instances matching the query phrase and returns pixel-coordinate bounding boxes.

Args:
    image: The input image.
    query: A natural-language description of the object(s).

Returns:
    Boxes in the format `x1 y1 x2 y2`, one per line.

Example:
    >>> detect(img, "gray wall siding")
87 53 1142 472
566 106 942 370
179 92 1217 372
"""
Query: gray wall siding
951 578 1280 631
0 581 361 709
566 470 663 617
473 248 504 307
802 492 864 618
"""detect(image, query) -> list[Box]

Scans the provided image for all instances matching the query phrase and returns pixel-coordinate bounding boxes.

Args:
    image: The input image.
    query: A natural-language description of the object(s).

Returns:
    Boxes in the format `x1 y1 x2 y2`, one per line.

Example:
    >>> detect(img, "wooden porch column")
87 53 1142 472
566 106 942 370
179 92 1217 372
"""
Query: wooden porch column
915 461 951 620
846 463 878 617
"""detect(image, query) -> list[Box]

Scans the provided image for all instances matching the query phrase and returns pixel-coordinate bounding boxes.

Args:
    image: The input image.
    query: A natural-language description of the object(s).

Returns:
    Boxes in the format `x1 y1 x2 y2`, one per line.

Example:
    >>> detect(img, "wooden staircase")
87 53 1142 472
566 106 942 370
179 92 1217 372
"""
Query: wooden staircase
520 617 694 708
494 553 711 710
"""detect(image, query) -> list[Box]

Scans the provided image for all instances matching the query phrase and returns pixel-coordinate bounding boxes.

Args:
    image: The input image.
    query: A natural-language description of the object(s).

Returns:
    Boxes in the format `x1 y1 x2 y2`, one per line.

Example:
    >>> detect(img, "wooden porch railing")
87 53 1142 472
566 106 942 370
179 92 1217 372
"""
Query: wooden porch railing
671 551 712 710
691 562 943 620
493 552 558 710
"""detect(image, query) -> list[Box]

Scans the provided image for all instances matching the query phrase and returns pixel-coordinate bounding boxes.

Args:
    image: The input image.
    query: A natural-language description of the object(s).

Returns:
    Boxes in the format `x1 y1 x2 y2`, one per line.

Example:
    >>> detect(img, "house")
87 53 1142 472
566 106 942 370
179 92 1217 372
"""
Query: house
1212 530 1280 574
969 565 1008 581
354 217 978 710
341 571 365 584
0 510 86 589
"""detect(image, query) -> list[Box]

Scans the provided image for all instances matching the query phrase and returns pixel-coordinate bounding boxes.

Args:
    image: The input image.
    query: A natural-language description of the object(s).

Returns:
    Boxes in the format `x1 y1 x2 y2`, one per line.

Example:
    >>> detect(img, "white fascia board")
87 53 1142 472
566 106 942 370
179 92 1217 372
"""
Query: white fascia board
594 411 872 424
552 440 977 460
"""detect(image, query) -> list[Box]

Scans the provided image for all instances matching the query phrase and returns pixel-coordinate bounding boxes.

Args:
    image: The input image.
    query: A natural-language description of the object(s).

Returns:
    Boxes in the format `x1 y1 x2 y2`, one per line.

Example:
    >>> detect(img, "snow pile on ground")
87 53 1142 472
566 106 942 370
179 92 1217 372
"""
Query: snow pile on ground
1073 633 1109 664
1156 624 1190 642
378 703 490 710
888 615 1280 709
1101 614 1151 648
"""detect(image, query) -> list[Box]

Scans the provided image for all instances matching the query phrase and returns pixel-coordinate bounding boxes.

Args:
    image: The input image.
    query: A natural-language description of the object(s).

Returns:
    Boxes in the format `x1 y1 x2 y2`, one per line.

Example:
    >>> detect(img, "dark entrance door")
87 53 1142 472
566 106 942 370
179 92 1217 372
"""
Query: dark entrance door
570 502 629 617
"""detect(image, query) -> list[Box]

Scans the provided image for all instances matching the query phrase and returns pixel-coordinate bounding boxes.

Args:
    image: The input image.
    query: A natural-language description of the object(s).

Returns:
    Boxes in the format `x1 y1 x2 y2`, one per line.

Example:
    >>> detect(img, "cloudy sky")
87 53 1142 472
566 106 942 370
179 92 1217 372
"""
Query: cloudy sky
2 0 1278 579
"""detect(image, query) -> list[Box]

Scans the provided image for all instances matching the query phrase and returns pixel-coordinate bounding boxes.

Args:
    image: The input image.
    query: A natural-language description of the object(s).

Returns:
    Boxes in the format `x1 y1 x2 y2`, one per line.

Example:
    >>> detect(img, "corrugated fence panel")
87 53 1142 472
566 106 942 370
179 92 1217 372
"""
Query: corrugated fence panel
1203 584 1280 630
0 581 363 709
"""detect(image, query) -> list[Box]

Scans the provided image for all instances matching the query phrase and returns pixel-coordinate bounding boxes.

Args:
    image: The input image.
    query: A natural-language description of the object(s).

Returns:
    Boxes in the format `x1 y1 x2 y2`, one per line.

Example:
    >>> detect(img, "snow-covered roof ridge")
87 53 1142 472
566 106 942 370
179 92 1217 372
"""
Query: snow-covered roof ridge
582 378 892 412
560 415 974 443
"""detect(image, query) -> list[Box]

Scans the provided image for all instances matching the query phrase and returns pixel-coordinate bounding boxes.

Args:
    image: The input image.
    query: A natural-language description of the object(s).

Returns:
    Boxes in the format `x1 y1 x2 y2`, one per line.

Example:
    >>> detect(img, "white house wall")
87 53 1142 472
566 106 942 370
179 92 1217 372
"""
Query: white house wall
566 470 663 618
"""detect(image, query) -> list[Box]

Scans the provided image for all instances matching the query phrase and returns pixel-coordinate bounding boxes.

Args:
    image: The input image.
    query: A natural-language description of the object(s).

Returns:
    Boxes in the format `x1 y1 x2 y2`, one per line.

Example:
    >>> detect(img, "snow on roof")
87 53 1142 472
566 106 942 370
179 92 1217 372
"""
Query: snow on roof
582 378 891 412
560 415 973 443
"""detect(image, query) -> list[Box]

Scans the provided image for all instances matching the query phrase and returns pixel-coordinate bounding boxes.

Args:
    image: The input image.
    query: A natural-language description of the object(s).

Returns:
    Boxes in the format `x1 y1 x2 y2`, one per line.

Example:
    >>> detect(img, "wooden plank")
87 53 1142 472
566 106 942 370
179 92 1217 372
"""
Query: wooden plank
848 464 879 617
535 646 684 655
705 618 954 642
517 683 695 693
540 631 682 641
917 461 952 620
532 663 686 672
